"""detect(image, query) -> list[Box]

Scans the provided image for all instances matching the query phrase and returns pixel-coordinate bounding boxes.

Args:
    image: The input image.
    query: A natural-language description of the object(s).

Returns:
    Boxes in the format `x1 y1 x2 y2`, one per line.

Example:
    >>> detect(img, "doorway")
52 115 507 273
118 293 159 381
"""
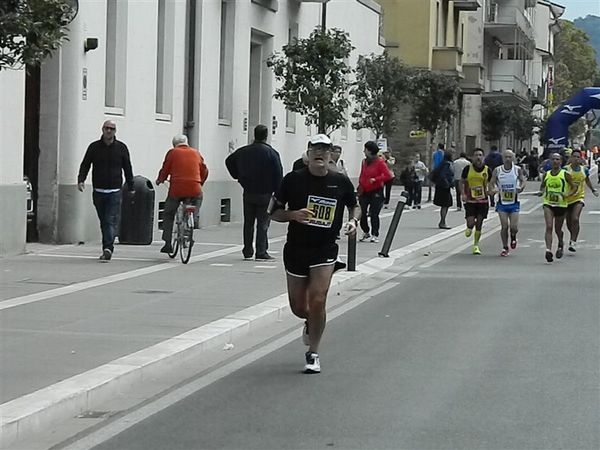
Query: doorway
247 30 273 143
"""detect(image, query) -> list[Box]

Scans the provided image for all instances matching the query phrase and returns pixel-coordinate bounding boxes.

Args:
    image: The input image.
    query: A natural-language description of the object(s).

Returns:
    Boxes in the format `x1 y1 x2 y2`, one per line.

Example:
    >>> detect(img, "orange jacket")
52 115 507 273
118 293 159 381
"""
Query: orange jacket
157 145 209 198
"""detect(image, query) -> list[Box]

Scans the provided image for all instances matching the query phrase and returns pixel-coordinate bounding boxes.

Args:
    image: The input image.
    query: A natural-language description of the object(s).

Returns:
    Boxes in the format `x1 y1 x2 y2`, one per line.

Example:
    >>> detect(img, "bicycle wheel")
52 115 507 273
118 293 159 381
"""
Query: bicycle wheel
179 211 194 264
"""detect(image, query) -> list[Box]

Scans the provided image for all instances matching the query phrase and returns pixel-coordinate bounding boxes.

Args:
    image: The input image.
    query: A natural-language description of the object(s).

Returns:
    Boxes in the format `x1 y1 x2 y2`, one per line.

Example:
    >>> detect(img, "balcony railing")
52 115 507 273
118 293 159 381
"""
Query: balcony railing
489 74 529 100
460 63 484 94
432 47 463 73
485 5 535 42
453 0 481 12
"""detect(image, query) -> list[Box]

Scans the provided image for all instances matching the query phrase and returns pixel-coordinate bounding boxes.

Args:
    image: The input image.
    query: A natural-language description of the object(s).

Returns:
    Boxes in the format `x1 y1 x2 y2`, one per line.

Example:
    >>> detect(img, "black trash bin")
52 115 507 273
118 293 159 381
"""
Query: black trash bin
119 175 155 245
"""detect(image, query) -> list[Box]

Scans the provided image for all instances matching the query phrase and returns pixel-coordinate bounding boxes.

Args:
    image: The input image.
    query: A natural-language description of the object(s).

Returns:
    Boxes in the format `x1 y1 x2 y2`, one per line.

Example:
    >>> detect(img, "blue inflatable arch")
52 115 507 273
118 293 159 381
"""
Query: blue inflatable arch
544 87 600 157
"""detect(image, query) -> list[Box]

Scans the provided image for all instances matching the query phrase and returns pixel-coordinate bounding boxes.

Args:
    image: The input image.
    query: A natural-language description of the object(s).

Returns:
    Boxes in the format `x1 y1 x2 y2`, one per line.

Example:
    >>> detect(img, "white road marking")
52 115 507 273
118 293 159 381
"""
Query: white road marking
32 254 159 262
254 265 277 269
58 281 401 450
589 211 600 215
0 236 287 311
210 263 233 267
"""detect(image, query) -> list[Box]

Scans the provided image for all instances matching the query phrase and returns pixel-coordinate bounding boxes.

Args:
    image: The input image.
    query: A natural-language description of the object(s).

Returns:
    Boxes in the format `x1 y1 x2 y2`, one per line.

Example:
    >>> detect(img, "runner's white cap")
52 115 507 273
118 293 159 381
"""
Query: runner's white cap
309 134 332 146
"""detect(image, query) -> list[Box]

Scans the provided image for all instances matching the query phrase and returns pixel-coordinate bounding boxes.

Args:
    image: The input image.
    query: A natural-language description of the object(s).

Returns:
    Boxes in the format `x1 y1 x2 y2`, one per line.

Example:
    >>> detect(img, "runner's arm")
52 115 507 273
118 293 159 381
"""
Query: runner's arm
584 174 599 196
564 173 578 198
488 168 498 195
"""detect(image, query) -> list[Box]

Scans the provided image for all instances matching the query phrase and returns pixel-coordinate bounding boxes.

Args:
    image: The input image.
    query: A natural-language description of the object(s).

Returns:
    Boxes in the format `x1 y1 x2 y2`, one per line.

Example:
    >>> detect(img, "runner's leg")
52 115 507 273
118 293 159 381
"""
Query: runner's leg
509 212 519 248
306 264 335 354
498 211 509 250
286 274 309 320
543 207 554 261
569 203 584 243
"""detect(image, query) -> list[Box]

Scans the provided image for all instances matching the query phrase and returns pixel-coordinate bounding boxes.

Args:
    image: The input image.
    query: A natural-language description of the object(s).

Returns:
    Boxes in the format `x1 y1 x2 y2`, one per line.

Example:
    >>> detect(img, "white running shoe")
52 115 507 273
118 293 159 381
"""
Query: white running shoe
359 233 371 242
370 236 379 243
304 352 320 374
302 321 309 346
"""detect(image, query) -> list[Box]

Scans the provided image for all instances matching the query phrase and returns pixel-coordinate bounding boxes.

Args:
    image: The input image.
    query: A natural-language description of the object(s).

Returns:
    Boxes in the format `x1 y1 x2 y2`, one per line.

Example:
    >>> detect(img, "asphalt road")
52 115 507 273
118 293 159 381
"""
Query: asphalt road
59 199 600 450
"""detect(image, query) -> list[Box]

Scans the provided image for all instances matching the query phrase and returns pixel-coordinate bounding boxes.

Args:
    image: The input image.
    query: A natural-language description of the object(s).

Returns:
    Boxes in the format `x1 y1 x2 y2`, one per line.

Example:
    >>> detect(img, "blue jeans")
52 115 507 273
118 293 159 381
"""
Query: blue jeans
92 191 122 252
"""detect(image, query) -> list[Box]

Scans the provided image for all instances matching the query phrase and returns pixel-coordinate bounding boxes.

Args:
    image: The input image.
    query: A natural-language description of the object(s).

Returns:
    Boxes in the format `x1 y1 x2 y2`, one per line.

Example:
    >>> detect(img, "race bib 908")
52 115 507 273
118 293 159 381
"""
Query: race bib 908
306 195 337 228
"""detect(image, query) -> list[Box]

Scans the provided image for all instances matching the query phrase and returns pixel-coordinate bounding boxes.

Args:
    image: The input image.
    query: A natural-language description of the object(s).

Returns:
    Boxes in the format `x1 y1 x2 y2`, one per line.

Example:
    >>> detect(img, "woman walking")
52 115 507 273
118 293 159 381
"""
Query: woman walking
432 151 454 229
358 141 394 243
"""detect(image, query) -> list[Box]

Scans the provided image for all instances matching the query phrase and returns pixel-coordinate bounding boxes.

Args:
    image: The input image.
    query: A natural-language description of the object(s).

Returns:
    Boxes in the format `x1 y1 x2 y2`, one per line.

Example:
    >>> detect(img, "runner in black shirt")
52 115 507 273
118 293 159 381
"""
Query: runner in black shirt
269 134 359 374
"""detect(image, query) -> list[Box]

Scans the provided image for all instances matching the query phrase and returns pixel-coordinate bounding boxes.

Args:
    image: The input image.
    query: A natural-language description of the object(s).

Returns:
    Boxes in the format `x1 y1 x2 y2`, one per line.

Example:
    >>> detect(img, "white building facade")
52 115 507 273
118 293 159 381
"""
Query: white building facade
2 0 382 254
0 69 27 255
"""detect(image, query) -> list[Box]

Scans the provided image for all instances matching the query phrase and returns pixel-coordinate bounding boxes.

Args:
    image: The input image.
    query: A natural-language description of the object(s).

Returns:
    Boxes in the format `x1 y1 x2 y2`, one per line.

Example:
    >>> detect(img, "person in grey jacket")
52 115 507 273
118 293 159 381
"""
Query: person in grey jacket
226 125 283 260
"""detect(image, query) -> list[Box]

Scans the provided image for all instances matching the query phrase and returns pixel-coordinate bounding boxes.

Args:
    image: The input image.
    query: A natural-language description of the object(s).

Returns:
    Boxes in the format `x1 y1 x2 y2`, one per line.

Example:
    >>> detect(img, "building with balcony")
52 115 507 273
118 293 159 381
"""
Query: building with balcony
377 0 479 161
1 0 383 254
460 0 563 152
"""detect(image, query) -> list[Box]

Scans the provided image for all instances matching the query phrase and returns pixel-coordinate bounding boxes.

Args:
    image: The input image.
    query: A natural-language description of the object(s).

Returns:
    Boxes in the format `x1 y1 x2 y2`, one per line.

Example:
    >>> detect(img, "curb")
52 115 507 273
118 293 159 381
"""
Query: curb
0 224 469 446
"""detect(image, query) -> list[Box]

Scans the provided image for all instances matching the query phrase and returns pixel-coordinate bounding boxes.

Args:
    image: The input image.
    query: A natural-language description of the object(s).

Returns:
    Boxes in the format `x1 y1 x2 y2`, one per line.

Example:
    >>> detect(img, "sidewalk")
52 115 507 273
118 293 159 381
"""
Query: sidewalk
0 189 495 445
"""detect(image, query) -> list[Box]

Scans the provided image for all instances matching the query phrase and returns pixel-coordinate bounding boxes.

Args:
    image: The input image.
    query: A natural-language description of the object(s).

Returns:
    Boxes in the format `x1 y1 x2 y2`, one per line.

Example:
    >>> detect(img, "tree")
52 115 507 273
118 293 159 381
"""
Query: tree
0 0 77 70
554 20 600 105
508 107 536 149
481 100 512 142
350 51 413 139
409 70 459 200
409 70 459 141
267 27 353 134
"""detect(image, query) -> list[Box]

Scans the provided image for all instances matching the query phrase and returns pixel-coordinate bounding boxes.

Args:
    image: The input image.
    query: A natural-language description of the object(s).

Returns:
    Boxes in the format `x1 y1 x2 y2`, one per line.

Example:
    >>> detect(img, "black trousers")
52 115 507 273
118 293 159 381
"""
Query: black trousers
359 189 384 237
243 192 272 258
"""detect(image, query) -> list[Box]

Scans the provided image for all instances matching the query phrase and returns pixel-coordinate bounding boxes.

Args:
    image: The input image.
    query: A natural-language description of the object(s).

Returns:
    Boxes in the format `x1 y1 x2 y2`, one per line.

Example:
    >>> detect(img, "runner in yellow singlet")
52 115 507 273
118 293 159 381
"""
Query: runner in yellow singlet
564 149 599 252
538 153 577 263
459 148 491 255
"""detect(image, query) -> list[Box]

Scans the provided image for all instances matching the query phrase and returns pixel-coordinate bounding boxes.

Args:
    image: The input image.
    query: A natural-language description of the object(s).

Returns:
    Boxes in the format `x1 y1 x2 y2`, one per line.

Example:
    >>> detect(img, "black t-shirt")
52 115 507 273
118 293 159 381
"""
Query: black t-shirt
274 168 357 247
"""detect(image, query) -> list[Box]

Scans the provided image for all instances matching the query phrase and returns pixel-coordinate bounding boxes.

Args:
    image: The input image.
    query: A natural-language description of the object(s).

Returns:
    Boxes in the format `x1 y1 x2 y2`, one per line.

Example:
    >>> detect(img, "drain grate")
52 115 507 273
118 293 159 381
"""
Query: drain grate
133 289 174 295
76 410 117 419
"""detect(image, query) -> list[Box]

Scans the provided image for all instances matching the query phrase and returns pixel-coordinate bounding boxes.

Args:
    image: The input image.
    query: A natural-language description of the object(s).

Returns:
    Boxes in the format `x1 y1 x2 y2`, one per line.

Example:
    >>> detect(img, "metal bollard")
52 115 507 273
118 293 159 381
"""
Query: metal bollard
347 229 357 271
378 191 409 258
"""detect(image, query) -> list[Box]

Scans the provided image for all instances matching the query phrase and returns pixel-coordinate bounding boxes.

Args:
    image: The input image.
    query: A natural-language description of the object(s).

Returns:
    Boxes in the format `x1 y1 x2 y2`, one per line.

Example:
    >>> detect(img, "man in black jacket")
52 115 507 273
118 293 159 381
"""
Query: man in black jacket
78 120 134 261
226 125 283 260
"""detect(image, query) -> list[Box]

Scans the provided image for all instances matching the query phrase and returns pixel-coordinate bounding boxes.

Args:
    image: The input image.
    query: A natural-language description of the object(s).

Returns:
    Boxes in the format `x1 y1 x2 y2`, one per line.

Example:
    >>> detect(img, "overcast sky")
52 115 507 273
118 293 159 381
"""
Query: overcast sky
558 0 600 20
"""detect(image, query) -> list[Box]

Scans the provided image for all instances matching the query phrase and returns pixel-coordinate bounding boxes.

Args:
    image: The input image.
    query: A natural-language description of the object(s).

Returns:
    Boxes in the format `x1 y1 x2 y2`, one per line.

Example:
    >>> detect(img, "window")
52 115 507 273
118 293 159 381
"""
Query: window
219 0 235 123
156 0 175 116
105 0 127 110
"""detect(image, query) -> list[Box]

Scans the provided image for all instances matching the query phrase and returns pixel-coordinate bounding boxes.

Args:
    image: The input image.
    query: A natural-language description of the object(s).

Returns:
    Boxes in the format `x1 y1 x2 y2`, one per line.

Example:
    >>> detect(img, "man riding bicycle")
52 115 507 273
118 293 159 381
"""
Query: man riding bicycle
156 134 209 254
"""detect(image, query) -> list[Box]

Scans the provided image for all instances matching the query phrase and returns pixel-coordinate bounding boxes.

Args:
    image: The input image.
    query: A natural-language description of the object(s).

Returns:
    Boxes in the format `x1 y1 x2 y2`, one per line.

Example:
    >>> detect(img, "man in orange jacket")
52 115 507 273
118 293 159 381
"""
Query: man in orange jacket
156 134 209 253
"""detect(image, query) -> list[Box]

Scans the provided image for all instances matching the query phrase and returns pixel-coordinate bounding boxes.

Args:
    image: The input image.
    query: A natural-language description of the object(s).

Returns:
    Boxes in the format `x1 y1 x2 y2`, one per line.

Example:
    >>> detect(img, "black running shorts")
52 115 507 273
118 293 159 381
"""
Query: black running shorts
543 204 567 217
464 202 489 219
283 243 339 278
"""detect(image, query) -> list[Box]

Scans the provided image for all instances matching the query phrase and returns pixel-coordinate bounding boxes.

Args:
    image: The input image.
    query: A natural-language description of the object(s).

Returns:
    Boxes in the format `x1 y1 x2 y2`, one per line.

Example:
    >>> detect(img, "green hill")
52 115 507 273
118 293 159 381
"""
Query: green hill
573 15 600 65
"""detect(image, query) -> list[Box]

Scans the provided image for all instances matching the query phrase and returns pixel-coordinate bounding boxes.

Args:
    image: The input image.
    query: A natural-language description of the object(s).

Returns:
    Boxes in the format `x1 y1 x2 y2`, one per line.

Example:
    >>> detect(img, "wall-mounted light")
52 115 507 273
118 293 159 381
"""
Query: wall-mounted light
84 38 99 53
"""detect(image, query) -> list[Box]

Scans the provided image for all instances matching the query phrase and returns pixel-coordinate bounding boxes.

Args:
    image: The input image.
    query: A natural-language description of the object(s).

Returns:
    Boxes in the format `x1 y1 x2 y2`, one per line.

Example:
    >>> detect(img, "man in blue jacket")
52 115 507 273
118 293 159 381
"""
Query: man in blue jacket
226 125 283 260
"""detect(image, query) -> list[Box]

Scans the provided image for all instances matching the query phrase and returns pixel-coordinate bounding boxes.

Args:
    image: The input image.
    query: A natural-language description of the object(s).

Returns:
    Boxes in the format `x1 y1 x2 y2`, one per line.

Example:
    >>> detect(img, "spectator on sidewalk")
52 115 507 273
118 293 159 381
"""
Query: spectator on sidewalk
382 150 396 208
527 150 540 181
431 151 454 229
413 153 428 209
226 125 283 261
432 143 445 171
485 145 503 206
453 152 470 211
328 145 348 177
292 151 308 171
156 134 209 254
77 120 134 262
399 161 418 208
358 141 394 243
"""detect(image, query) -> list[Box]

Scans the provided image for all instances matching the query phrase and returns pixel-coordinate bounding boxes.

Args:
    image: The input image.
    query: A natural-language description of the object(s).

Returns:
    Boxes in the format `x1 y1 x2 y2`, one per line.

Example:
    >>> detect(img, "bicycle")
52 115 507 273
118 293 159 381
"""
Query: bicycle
168 198 196 264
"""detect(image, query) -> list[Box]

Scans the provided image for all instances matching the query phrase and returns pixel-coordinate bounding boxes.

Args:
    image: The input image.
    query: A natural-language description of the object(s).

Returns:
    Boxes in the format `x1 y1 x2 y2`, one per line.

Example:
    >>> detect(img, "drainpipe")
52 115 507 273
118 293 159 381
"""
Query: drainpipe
184 0 197 144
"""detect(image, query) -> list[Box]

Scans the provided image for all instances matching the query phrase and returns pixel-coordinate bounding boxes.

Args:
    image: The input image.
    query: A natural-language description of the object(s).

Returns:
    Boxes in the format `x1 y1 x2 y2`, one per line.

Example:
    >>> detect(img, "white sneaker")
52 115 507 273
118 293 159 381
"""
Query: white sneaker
301 321 309 346
304 352 320 374
370 236 379 243
359 233 371 242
